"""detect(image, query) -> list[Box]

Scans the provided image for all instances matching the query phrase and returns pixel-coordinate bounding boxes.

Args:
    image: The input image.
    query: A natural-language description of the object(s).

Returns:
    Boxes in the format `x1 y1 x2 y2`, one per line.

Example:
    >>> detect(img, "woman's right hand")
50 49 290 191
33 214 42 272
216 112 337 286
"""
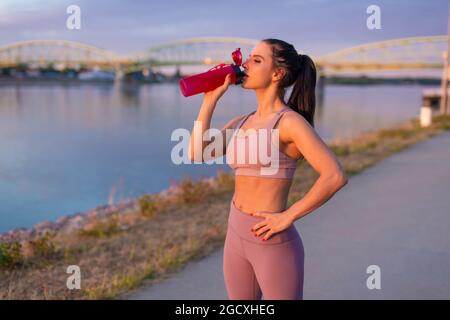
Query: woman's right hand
203 73 233 105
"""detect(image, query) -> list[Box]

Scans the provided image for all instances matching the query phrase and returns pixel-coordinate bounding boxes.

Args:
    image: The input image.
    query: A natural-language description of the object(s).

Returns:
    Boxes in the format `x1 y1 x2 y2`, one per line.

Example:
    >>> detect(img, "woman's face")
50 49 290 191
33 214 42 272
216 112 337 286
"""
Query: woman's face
241 41 282 90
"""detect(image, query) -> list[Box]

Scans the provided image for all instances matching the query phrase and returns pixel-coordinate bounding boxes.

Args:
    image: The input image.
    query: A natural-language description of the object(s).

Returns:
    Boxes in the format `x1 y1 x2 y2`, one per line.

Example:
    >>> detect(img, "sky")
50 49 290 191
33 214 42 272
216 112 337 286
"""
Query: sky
0 0 448 57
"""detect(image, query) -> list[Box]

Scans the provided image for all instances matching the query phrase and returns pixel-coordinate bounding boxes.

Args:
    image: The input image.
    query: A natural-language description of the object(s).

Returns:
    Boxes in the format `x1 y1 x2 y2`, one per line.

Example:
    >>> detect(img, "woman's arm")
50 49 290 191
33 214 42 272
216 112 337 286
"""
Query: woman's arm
188 74 236 162
188 98 215 162
188 101 245 162
280 112 348 222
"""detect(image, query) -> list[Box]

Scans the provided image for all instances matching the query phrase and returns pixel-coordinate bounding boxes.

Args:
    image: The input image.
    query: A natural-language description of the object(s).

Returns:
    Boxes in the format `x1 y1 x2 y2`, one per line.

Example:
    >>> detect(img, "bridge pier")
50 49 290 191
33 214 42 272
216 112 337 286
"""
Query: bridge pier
115 67 124 81
174 65 181 79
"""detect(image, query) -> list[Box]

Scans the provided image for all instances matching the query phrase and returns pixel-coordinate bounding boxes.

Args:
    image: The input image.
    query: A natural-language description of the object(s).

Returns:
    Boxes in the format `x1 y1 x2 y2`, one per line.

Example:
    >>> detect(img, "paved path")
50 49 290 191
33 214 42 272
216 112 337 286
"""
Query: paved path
125 131 450 299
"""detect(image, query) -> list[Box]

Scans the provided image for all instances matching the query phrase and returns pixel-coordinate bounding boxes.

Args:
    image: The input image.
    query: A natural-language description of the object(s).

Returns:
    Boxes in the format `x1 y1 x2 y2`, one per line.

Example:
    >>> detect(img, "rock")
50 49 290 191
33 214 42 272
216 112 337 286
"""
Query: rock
59 214 87 233
20 240 37 258
87 210 99 219
33 220 56 233
56 215 70 225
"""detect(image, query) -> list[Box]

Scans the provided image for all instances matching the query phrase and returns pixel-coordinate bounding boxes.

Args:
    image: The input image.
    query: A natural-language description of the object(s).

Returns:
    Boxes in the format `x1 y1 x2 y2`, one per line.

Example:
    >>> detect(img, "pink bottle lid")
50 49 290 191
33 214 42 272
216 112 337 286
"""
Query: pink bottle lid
232 48 242 66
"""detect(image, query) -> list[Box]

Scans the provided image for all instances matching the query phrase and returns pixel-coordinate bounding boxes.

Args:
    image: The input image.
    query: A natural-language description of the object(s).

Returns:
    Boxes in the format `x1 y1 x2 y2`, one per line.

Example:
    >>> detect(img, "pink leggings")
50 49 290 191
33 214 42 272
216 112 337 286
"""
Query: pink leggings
223 199 305 300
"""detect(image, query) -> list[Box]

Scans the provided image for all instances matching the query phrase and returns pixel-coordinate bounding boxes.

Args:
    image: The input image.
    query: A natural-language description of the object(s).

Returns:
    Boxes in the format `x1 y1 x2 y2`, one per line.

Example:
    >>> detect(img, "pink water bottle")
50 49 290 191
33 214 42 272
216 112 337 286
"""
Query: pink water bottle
179 48 246 97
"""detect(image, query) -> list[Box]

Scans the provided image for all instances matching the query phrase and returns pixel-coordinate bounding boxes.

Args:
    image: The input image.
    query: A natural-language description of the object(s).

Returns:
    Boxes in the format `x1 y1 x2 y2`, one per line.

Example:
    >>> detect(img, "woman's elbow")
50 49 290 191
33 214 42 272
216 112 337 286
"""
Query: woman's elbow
188 152 204 162
323 170 348 188
333 171 348 188
187 147 200 162
187 147 194 162
188 148 209 162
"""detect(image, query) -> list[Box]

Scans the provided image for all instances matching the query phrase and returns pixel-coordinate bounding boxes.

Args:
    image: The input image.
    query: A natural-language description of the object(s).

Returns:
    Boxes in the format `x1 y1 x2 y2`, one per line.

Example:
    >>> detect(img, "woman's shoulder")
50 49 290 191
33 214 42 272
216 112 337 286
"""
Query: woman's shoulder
222 112 252 130
280 108 308 125
276 108 312 137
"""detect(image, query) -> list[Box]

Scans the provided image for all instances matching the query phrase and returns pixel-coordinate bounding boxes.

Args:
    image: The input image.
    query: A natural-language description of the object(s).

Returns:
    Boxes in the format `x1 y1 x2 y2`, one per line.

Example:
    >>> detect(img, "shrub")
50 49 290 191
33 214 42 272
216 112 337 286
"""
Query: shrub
34 232 56 258
78 215 120 238
215 170 234 192
0 241 23 269
177 177 209 204
139 194 158 218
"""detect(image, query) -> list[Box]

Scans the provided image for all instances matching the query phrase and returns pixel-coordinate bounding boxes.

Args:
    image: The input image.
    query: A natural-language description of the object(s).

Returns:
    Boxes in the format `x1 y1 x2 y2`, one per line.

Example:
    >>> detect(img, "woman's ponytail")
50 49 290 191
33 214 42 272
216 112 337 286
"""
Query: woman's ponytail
287 54 317 128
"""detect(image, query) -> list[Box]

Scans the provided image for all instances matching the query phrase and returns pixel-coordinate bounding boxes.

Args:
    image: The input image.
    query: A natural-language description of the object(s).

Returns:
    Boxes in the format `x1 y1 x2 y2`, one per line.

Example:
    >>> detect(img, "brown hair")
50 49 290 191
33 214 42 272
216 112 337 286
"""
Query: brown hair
262 38 317 127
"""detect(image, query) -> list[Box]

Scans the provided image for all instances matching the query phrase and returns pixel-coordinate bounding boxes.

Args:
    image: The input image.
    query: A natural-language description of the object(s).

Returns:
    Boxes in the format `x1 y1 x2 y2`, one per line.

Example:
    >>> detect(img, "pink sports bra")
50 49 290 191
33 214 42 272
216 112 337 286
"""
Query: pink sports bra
226 108 300 179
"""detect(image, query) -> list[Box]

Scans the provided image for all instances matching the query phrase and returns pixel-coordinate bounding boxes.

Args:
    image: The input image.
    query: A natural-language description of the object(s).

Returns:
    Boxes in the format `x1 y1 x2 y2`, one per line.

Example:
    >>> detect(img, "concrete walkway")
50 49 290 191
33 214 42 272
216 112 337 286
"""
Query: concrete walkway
125 131 450 299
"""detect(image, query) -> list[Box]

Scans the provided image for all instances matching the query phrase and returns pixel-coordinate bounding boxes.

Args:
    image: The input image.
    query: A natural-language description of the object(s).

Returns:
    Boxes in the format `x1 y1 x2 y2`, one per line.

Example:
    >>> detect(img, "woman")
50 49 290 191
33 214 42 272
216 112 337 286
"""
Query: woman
188 39 348 300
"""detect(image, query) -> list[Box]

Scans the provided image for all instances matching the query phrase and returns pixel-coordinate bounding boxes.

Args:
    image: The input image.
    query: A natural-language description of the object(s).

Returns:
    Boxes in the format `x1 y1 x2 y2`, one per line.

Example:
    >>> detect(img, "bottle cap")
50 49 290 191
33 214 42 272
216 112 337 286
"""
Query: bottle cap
232 48 242 66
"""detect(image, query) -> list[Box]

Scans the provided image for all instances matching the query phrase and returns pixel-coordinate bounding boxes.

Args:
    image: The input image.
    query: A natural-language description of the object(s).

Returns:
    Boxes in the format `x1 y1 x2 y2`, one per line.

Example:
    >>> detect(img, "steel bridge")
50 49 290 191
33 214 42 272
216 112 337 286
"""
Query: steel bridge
0 36 447 74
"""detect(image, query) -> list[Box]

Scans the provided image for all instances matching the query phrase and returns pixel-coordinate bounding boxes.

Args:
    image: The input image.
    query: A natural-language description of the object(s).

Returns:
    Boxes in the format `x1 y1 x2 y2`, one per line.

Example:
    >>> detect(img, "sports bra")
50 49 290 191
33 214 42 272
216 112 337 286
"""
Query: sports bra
225 107 300 179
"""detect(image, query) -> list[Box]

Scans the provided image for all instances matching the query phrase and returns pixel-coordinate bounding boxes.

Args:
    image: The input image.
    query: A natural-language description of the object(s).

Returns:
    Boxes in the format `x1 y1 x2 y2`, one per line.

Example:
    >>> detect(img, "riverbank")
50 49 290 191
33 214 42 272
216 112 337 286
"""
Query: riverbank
1 113 449 299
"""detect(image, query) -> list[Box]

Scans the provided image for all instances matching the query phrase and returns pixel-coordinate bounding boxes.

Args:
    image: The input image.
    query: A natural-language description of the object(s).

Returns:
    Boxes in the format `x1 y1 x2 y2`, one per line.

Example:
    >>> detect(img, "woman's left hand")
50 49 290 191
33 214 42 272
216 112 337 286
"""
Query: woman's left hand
250 211 294 241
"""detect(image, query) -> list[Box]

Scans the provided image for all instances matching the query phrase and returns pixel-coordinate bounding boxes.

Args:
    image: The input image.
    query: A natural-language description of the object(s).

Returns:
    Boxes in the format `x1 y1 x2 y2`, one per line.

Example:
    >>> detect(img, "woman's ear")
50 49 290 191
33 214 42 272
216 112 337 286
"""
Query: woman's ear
272 67 285 82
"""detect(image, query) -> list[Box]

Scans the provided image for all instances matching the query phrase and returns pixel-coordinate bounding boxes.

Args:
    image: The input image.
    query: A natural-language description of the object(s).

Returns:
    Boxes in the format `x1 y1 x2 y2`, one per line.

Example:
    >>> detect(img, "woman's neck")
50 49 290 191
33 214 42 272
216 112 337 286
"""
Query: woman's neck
254 86 286 117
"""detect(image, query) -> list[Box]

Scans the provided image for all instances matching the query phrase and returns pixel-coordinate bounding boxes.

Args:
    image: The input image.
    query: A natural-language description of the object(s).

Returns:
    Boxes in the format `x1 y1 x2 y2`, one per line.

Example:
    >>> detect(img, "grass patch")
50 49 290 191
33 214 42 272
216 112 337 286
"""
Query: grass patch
138 194 159 218
177 176 210 204
77 215 121 238
34 232 57 259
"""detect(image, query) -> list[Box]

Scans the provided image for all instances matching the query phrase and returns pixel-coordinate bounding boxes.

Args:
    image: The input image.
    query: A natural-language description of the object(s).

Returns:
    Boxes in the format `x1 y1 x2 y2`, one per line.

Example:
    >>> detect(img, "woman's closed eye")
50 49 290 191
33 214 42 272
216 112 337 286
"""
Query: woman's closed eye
248 55 261 63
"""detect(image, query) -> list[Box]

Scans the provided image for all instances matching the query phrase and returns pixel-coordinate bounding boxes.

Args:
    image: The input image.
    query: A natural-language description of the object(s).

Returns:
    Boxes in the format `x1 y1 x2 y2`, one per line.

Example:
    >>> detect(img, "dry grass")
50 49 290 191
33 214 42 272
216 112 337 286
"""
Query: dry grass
1 114 449 299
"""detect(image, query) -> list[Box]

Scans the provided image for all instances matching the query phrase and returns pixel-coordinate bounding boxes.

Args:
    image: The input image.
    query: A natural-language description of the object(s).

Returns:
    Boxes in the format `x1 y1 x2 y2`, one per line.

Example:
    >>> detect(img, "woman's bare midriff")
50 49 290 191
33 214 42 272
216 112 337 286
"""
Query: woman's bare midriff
230 109 302 215
233 175 293 215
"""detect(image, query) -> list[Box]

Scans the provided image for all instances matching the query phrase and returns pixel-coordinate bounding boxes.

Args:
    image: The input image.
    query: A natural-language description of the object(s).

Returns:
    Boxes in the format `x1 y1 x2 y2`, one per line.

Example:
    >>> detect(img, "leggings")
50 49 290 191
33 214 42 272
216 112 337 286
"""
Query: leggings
223 198 305 300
